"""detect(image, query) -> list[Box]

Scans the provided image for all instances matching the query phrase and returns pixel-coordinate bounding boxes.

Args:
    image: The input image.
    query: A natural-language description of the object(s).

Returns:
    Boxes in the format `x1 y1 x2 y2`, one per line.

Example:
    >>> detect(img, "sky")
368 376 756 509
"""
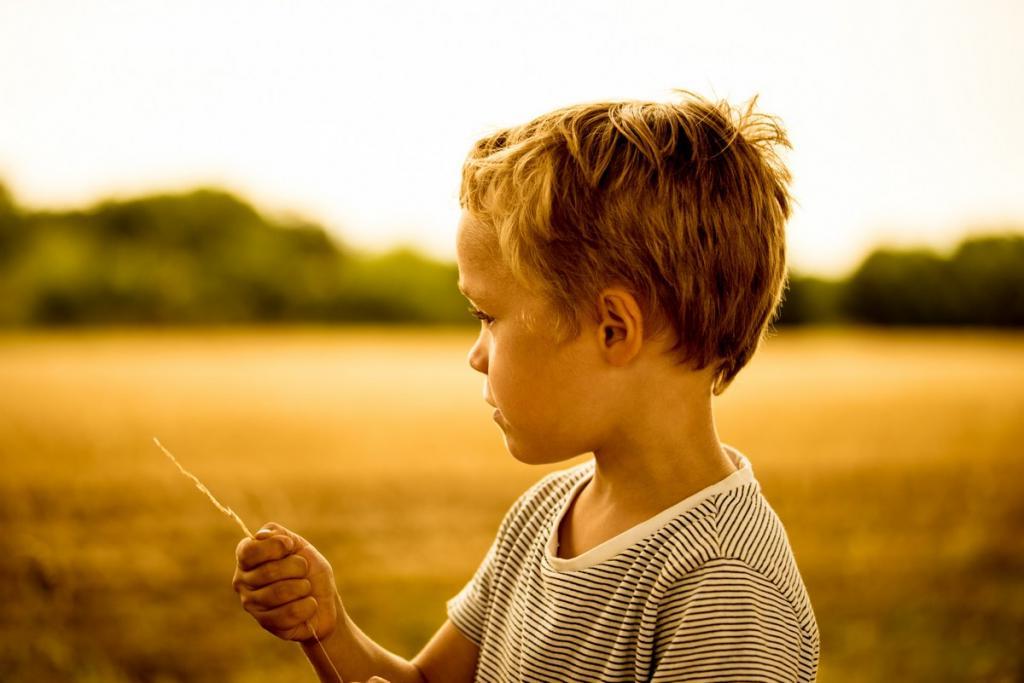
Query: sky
0 0 1021 277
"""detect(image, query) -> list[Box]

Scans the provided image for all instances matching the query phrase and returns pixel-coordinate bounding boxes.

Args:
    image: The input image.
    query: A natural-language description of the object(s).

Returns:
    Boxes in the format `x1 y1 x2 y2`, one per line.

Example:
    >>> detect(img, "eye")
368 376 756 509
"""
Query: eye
466 305 495 325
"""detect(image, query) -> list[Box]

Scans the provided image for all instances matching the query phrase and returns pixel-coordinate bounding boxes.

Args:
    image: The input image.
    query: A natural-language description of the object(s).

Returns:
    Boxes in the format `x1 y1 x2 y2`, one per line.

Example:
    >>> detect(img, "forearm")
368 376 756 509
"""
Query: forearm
301 594 426 683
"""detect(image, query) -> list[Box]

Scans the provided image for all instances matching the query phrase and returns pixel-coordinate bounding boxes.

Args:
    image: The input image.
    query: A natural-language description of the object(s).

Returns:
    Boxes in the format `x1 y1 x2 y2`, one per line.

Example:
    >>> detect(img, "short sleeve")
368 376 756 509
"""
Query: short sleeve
445 467 580 649
445 533 499 647
650 560 811 683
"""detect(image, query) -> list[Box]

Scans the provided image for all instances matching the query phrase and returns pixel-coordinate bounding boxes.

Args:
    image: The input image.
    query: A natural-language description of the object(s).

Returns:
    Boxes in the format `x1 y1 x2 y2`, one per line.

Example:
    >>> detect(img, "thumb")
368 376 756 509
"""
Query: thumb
366 678 391 683
254 522 307 551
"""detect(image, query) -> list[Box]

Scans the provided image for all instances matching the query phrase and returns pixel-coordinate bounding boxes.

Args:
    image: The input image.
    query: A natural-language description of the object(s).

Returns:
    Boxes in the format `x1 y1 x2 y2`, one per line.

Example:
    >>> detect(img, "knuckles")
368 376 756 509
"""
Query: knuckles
235 535 294 571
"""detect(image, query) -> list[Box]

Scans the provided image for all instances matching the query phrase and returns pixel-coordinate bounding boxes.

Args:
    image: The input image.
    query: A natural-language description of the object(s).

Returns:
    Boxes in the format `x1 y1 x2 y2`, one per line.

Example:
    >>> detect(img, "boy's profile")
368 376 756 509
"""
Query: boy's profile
232 88 820 682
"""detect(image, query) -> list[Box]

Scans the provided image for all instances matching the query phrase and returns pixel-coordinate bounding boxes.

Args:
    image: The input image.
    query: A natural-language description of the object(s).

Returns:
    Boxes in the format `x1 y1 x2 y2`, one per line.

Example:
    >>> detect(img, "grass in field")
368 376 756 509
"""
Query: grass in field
0 325 1022 682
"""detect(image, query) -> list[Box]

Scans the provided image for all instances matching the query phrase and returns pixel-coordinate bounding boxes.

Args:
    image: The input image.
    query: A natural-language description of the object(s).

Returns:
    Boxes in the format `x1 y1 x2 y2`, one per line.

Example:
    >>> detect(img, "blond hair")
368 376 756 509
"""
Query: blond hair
460 89 793 396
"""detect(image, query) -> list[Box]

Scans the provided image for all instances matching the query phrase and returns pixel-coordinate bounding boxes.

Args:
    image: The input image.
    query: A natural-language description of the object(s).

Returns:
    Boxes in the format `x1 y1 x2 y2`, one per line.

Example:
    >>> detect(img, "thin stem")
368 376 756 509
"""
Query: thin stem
153 436 346 682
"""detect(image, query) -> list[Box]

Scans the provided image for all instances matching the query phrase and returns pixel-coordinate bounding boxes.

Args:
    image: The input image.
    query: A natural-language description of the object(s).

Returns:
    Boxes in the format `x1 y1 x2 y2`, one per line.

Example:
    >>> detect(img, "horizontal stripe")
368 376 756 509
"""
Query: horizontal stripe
447 444 820 682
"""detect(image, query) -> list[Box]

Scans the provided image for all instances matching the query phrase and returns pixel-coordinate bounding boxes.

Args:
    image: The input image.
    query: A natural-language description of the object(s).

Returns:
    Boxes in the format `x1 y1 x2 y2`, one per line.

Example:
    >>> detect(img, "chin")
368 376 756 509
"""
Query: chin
501 433 586 466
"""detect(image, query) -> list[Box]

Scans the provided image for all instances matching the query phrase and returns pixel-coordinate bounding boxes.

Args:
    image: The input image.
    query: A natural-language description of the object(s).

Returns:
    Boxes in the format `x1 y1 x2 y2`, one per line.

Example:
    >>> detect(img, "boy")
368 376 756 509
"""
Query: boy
233 89 820 682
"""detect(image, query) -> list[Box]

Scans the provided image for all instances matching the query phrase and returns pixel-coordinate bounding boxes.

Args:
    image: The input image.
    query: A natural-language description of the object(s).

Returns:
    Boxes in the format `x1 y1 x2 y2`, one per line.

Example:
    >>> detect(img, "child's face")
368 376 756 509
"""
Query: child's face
455 210 617 465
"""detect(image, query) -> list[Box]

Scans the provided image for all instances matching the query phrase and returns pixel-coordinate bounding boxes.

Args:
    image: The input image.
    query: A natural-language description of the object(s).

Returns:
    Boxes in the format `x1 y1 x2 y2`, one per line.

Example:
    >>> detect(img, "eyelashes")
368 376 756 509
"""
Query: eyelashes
466 305 495 324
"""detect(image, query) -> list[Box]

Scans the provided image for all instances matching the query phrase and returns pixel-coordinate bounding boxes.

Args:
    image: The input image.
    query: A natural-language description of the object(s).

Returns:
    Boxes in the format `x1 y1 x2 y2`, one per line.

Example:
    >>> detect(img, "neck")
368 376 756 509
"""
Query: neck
585 391 736 518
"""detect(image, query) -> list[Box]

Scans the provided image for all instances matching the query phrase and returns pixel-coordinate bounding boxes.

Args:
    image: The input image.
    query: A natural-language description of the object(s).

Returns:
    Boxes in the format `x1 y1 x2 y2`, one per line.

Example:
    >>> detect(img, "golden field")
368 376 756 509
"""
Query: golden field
0 326 1022 682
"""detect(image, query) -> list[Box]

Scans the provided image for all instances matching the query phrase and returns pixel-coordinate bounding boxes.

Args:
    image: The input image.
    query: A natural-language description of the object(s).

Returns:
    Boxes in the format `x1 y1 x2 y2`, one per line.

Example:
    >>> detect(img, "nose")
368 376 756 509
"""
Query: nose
467 329 488 375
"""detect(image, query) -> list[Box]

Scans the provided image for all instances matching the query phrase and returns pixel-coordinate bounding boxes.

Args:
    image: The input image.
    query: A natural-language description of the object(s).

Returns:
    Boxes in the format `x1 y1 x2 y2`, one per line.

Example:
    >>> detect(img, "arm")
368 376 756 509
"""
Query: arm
300 597 479 683
233 522 479 683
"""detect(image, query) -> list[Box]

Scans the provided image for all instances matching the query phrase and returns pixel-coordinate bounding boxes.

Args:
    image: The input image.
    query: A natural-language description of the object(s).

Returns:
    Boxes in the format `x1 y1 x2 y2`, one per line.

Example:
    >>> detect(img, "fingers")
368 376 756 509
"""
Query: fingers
236 529 295 571
253 595 319 635
239 578 312 611
236 553 309 589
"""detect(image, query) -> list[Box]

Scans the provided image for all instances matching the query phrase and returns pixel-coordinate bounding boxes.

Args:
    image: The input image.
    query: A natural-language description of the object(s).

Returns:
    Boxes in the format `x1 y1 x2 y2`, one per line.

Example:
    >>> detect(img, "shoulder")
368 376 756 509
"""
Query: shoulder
713 484 813 616
652 555 820 682
655 472 798 588
656 484 819 652
654 555 820 681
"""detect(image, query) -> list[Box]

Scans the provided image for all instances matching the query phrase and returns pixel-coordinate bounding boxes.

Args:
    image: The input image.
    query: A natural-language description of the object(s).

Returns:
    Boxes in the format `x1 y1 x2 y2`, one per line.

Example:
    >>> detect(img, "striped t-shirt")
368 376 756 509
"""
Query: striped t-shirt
446 444 820 682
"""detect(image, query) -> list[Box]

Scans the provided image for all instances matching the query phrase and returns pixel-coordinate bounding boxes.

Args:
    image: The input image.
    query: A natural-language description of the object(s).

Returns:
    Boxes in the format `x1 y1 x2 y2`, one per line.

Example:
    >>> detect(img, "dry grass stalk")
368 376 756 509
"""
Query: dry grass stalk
153 437 254 538
152 436 345 682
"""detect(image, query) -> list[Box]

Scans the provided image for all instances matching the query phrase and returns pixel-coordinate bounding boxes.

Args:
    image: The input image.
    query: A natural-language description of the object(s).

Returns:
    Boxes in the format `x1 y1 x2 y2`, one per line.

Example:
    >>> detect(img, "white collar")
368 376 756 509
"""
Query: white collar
545 443 756 572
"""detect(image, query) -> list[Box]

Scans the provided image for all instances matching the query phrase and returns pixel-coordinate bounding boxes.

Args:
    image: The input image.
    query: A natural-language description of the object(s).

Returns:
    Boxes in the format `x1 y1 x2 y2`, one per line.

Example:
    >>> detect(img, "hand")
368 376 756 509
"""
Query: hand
232 522 342 642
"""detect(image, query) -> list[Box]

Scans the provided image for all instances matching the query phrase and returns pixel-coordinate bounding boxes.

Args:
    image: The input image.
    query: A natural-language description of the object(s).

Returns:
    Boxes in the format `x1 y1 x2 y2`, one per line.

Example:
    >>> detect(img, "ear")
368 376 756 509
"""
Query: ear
594 287 643 366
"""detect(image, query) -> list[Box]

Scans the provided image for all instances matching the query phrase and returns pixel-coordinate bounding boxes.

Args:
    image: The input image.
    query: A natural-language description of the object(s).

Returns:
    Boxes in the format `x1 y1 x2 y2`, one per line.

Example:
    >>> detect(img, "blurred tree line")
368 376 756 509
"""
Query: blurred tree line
779 233 1024 327
0 180 1021 327
0 181 468 327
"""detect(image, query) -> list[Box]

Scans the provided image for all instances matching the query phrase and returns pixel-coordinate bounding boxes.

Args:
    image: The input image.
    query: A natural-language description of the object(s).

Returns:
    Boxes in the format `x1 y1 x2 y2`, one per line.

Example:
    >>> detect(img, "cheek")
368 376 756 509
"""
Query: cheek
486 335 549 405
494 347 573 420
485 337 527 398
